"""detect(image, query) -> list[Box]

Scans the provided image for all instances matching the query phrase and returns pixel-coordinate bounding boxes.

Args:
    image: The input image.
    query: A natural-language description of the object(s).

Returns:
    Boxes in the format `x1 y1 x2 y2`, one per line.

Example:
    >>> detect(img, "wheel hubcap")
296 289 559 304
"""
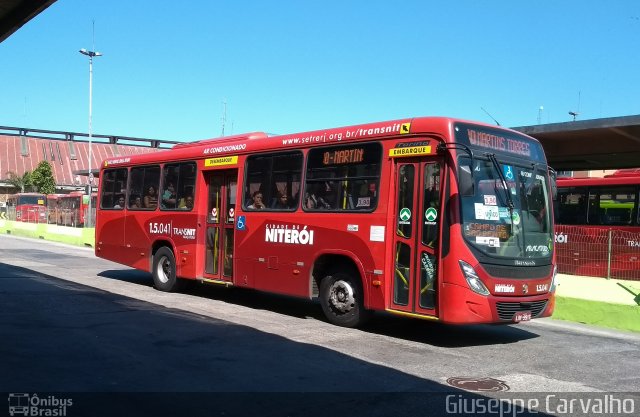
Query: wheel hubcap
157 256 170 284
329 280 355 313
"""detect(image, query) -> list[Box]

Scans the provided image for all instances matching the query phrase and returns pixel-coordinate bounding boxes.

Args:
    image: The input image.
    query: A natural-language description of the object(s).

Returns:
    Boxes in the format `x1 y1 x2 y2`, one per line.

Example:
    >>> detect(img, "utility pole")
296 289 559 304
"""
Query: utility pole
79 22 102 226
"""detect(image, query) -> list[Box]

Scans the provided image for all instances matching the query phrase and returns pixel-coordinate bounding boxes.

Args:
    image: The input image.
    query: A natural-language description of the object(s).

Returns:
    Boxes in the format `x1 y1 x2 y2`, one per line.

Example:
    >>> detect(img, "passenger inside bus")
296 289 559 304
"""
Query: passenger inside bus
247 191 265 209
113 196 125 209
161 182 177 208
305 183 332 210
272 191 290 209
144 186 158 209
178 194 194 210
130 195 142 209
303 190 315 209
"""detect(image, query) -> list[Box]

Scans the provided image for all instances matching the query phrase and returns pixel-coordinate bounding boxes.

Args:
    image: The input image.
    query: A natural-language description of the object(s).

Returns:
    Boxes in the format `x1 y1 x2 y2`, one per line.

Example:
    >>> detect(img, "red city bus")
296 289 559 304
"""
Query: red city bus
46 194 64 224
555 170 640 279
96 117 557 327
6 193 46 222
57 191 95 227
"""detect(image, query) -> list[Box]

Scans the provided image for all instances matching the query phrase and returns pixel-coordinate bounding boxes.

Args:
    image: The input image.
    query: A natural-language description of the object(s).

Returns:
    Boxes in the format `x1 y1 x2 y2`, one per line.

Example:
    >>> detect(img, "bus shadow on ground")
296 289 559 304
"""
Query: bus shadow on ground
361 315 540 348
97 268 540 348
0 262 558 417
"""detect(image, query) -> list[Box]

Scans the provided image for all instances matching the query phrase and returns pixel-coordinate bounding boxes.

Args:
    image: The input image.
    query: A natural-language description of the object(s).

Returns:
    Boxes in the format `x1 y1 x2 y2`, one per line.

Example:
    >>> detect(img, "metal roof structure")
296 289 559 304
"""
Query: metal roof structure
513 115 640 171
0 126 177 187
0 0 56 43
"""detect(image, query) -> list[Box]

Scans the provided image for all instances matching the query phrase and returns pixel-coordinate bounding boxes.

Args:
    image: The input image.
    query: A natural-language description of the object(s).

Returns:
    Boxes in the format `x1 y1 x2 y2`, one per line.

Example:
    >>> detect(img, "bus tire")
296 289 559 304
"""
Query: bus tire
319 272 370 328
152 247 182 292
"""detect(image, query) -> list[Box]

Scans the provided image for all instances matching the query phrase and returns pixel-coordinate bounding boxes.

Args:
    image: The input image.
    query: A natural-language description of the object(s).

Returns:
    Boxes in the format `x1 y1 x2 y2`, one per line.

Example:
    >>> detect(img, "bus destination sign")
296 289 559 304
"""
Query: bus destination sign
454 123 546 162
323 148 365 165
467 129 530 157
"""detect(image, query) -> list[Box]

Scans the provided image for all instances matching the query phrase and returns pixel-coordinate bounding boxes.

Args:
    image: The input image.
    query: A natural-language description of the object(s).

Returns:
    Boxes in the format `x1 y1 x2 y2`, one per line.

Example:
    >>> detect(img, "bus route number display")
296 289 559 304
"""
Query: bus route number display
323 148 364 165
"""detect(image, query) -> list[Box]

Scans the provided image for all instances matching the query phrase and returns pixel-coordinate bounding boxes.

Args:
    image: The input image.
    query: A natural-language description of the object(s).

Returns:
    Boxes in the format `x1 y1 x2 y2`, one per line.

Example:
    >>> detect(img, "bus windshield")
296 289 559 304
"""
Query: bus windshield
458 156 553 261
18 195 43 205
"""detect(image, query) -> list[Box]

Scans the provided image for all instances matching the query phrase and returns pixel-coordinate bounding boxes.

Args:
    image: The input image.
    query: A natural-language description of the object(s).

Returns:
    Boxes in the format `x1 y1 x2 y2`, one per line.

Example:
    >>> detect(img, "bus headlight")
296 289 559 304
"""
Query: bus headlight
459 260 489 296
549 265 558 293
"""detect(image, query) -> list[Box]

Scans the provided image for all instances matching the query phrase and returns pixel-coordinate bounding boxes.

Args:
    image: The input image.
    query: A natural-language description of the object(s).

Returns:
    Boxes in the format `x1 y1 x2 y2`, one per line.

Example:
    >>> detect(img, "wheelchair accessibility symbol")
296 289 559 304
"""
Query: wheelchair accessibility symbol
503 165 514 181
236 215 246 231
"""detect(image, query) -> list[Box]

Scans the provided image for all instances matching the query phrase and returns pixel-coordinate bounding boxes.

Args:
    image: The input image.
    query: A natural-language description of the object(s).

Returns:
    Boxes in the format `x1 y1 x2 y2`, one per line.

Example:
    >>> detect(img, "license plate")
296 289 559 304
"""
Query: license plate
513 311 532 322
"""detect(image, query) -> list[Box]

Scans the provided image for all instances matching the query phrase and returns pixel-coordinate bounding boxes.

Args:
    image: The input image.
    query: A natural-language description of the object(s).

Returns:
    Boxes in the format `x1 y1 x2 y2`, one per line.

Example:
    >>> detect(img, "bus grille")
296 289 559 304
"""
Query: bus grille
495 300 548 321
481 263 552 279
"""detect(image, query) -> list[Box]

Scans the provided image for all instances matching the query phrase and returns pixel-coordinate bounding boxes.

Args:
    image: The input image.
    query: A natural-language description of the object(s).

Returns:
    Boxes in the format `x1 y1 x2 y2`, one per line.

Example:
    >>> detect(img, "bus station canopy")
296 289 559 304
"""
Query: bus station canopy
513 115 640 172
0 0 56 43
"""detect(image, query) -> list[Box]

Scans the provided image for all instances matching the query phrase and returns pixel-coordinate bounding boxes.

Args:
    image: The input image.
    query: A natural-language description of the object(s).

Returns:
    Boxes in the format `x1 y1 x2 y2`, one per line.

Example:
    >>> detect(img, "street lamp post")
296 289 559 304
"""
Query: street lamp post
79 48 101 226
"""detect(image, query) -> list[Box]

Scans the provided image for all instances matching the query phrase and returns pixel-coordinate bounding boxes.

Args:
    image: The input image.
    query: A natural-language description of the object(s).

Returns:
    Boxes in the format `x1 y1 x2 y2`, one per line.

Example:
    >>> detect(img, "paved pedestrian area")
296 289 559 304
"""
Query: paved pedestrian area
556 273 640 306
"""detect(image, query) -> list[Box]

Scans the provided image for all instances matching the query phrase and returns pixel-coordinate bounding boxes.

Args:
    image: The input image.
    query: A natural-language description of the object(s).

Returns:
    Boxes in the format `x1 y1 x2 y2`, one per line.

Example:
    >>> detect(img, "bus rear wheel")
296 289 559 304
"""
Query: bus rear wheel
152 247 182 292
319 272 370 328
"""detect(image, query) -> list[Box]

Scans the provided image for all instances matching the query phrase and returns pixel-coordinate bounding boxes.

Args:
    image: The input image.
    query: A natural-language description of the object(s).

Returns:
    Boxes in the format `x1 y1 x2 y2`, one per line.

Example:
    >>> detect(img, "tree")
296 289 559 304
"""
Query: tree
30 161 57 194
5 171 33 192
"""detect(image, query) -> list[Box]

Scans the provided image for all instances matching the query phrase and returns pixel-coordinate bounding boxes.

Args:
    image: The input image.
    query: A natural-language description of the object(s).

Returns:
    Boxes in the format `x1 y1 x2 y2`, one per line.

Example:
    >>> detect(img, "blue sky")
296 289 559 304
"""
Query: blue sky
1 0 639 142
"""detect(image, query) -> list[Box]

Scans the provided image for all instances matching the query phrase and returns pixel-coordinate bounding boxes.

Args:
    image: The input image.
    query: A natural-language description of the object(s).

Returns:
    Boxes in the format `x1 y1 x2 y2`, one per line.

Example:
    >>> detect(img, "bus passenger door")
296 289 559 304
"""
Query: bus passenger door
391 160 442 317
204 170 237 282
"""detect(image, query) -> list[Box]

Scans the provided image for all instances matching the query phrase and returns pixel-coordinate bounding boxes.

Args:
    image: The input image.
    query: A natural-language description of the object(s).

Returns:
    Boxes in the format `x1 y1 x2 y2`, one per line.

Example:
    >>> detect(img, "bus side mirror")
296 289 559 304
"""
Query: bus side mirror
459 165 475 197
549 168 558 201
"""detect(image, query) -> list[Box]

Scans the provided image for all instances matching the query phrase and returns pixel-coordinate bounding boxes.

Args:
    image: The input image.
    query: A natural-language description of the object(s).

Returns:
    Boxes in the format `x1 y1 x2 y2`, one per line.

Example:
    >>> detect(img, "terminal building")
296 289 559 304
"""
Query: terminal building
0 126 177 200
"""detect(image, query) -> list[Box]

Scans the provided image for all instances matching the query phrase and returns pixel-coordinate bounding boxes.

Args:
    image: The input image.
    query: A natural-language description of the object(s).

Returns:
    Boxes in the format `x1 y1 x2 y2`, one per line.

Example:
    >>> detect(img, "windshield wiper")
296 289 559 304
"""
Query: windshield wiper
486 153 524 255
486 153 514 210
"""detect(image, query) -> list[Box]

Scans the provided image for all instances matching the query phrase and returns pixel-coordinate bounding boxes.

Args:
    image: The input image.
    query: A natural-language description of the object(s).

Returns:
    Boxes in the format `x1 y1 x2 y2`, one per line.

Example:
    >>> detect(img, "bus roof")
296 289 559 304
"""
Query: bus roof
557 175 640 188
100 116 541 168
605 169 640 178
9 192 44 197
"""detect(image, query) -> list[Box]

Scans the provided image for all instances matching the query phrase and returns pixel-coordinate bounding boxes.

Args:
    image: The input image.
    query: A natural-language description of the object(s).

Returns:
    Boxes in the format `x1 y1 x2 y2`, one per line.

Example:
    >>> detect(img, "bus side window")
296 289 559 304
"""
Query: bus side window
304 143 382 212
244 151 302 211
161 162 196 211
129 165 160 210
100 168 128 209
557 189 586 225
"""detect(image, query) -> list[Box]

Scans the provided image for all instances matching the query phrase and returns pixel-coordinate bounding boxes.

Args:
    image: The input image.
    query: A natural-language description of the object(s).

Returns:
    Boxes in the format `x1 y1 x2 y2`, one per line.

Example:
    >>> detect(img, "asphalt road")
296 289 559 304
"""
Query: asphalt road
1 235 639 416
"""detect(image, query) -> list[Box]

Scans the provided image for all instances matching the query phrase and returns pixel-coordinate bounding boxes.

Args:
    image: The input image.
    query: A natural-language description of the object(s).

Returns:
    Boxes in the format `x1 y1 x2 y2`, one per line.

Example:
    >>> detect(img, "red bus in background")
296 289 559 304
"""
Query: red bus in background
555 170 640 280
57 192 96 227
6 193 46 222
96 117 557 327
46 194 64 224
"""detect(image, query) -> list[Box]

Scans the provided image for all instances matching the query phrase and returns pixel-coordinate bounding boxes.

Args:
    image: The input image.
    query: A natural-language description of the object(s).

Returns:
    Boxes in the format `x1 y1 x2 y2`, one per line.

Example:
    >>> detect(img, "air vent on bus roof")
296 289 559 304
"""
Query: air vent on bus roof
172 132 268 149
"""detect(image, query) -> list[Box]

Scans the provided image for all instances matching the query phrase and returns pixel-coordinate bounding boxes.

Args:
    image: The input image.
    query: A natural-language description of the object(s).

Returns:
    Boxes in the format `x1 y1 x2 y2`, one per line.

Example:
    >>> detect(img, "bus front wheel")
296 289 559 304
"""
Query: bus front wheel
319 272 370 328
152 247 182 292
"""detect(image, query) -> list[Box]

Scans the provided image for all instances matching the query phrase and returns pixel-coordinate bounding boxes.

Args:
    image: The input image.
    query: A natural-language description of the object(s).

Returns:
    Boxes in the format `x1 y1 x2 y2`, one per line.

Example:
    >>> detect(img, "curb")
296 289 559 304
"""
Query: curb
0 220 94 247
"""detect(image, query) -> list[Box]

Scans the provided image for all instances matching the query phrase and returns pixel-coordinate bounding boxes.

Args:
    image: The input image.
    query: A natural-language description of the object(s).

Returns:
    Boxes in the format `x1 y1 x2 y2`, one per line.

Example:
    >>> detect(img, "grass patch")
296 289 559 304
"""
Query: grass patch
553 296 640 333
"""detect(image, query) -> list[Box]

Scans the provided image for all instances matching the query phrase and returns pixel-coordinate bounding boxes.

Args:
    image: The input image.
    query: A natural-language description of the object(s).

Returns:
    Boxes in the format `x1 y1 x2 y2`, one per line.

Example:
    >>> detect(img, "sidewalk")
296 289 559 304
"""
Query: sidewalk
556 273 640 306
553 274 640 333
